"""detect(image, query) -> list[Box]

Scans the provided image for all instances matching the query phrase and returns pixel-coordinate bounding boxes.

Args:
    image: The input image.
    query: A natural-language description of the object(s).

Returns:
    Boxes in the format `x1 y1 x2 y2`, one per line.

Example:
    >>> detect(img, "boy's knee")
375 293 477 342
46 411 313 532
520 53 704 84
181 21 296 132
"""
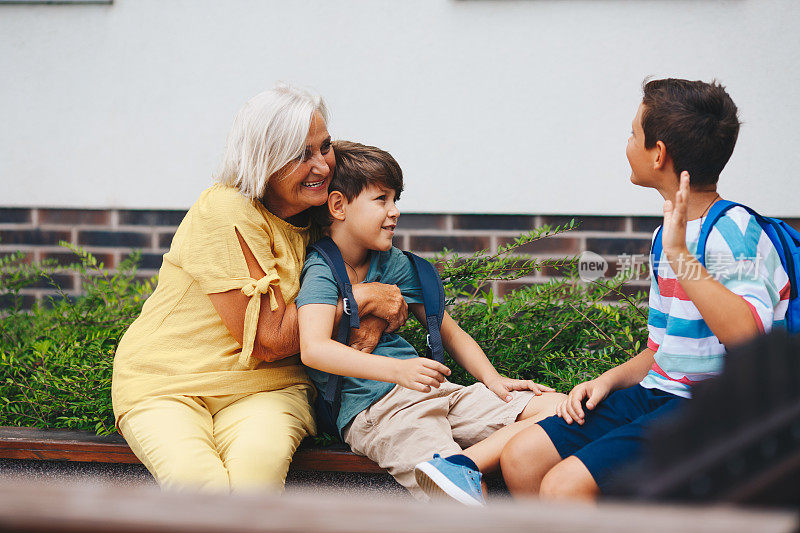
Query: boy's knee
502 429 539 469
500 425 561 494
539 457 598 500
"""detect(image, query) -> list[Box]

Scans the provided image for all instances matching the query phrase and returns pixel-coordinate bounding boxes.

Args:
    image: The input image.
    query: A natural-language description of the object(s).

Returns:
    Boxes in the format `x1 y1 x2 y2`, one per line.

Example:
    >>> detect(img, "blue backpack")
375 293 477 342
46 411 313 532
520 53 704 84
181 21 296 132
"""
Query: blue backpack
306 237 446 438
652 200 800 334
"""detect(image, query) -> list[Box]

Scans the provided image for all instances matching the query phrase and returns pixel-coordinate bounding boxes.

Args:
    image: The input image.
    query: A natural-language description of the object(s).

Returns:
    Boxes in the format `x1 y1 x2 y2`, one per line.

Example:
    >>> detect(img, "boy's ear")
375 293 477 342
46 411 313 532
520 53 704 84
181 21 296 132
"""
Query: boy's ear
328 191 347 222
653 140 669 171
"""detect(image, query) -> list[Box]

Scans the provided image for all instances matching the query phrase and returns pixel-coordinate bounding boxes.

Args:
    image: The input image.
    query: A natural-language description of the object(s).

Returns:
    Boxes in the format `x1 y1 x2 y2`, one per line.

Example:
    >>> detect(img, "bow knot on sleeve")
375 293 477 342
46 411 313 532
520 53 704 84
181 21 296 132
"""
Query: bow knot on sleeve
241 272 280 307
238 271 282 365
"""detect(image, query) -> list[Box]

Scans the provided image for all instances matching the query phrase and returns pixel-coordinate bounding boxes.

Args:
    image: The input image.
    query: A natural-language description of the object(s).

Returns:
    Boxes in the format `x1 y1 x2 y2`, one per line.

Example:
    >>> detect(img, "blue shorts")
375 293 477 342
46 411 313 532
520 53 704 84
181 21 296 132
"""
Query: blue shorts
537 384 685 492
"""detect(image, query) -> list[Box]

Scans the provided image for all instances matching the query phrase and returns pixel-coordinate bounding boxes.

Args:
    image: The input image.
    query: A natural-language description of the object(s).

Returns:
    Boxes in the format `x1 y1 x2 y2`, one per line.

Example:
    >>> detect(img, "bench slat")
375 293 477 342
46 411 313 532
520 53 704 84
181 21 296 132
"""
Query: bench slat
0 481 797 533
0 426 385 474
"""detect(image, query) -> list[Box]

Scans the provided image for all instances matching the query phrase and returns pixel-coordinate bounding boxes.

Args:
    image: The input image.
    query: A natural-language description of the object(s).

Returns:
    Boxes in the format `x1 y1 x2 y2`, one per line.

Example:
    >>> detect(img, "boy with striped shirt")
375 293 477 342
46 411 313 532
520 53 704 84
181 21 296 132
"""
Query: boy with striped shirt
643 204 789 395
499 78 789 500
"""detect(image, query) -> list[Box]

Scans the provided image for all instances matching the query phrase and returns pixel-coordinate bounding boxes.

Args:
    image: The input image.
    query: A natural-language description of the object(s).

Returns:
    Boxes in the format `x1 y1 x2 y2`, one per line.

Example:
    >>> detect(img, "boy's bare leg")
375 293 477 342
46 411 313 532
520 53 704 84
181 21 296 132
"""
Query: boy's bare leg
499 424 562 496
461 392 563 474
539 456 599 501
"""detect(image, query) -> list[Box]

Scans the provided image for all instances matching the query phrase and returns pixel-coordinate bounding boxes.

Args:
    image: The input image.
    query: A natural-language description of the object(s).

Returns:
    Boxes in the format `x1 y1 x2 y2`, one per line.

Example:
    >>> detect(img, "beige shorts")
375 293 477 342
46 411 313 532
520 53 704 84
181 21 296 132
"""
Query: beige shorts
342 381 533 499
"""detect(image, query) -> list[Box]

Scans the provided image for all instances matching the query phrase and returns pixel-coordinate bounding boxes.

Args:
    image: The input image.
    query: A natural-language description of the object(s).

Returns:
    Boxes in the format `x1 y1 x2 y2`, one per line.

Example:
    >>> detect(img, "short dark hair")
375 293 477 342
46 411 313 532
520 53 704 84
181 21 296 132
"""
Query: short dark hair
311 140 404 227
641 78 740 187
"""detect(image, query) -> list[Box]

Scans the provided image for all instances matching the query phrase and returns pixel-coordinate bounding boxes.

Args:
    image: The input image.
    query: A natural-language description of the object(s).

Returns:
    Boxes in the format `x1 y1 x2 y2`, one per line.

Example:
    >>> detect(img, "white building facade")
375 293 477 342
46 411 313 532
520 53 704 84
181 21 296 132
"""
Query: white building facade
1 0 799 304
2 0 798 216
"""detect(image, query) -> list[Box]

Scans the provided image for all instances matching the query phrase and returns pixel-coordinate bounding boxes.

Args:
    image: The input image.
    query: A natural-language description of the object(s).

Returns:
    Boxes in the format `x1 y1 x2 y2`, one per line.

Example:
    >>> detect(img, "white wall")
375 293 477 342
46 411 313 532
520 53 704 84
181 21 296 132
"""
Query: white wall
1 0 799 216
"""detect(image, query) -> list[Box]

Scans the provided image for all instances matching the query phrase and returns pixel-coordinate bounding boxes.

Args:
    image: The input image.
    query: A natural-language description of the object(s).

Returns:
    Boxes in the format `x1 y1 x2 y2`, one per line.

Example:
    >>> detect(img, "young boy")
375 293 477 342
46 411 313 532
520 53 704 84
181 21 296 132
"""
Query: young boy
499 78 790 500
296 140 565 504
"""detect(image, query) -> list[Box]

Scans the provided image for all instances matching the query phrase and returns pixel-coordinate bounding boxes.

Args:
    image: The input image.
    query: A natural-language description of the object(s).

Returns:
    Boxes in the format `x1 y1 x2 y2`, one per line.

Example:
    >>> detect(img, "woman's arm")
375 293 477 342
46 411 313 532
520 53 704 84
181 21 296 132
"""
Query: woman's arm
208 231 299 362
343 282 409 352
209 232 408 361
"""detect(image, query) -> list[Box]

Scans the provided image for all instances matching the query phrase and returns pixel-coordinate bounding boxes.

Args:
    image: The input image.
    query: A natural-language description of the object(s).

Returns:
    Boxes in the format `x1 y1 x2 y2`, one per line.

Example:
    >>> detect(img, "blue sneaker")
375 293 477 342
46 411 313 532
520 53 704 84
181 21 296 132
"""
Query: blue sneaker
414 454 486 506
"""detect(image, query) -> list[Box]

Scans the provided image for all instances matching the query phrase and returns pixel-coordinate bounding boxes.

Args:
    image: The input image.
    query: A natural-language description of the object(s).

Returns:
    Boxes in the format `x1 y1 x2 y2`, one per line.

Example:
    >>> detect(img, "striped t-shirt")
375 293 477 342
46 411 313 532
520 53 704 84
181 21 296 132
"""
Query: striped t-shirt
640 206 790 398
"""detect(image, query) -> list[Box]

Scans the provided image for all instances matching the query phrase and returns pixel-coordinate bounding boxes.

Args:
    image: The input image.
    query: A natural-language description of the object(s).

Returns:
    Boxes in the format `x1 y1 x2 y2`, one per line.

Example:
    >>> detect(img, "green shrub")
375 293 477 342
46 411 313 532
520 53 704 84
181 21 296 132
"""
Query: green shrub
1 245 152 435
398 222 648 392
0 223 648 436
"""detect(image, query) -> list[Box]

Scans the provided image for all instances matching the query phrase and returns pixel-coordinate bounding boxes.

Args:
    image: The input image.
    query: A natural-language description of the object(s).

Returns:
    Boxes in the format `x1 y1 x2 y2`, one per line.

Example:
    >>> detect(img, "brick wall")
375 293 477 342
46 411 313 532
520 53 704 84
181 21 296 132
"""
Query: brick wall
0 207 669 307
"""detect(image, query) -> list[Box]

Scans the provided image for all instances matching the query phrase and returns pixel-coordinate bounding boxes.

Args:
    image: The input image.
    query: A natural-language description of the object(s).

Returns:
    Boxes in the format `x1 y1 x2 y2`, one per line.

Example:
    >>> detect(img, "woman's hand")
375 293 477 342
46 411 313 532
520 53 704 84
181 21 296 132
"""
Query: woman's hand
484 375 556 403
349 315 387 353
555 377 612 425
352 282 408 332
393 357 451 393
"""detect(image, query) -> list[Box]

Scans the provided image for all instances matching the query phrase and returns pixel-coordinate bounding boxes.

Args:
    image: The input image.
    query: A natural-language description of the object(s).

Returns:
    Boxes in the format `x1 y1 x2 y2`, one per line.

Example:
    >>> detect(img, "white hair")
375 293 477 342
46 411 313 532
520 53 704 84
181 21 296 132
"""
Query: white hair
215 83 329 199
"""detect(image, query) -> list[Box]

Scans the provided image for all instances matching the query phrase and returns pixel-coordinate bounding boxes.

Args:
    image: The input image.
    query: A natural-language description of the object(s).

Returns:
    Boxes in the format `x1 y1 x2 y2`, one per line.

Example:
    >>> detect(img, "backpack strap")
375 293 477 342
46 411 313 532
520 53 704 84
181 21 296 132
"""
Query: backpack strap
403 251 446 363
768 219 799 301
695 200 741 265
308 237 360 340
652 226 664 279
307 237 360 420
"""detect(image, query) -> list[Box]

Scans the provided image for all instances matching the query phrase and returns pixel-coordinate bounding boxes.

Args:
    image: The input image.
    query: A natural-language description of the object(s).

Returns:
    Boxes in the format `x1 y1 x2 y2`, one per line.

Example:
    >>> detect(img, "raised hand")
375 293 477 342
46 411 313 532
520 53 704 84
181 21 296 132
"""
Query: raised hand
662 171 692 259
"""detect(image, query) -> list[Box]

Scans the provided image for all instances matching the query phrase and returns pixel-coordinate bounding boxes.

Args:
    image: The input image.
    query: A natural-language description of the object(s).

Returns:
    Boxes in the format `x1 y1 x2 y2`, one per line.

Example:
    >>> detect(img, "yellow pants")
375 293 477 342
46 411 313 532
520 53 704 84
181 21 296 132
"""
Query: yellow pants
118 384 315 493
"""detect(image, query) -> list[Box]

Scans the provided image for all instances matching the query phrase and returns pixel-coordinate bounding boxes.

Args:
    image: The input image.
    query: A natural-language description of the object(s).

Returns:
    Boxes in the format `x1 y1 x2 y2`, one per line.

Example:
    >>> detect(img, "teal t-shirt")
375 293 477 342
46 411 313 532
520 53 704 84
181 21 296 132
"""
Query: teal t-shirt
295 246 424 431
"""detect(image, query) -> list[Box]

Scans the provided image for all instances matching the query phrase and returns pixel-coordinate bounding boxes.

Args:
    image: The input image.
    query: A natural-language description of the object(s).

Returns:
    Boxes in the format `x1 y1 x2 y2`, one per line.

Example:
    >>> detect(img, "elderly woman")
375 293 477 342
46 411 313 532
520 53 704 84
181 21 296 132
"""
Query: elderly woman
112 84 404 492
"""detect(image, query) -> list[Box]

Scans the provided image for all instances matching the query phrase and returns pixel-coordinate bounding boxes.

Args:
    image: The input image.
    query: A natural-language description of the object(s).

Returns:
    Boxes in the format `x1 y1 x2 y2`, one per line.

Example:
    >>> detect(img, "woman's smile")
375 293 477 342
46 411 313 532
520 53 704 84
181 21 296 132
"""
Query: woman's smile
301 177 328 190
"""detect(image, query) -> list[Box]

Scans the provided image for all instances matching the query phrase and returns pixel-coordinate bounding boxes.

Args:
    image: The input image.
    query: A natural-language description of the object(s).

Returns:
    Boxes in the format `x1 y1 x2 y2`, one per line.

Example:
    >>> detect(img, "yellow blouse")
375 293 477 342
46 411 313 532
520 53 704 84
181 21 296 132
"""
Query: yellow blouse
111 183 312 426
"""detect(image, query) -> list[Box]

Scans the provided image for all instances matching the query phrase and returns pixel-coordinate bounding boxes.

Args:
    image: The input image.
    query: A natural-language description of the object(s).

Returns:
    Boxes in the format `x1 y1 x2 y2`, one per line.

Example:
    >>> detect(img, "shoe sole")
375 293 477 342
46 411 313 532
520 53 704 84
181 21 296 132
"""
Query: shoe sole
414 462 484 506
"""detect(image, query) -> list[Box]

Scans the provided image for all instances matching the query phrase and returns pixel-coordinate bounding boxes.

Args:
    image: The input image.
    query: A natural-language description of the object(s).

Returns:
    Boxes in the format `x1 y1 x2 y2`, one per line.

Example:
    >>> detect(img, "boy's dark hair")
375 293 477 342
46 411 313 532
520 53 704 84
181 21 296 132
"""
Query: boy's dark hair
641 78 740 187
311 140 404 227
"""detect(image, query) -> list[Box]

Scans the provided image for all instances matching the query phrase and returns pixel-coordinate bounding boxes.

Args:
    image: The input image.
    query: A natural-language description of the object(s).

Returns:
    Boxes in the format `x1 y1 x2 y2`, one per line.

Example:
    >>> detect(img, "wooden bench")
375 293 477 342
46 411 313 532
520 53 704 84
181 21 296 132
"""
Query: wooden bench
0 426 385 474
0 479 796 533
